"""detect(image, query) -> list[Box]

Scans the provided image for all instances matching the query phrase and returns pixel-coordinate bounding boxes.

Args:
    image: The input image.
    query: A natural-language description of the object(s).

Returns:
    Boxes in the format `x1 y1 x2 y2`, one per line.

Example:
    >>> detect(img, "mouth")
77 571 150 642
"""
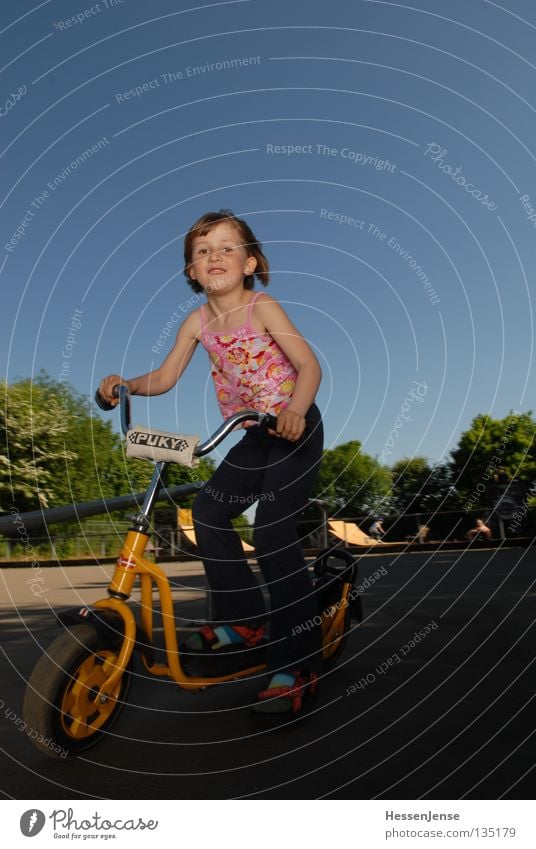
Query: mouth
208 267 226 274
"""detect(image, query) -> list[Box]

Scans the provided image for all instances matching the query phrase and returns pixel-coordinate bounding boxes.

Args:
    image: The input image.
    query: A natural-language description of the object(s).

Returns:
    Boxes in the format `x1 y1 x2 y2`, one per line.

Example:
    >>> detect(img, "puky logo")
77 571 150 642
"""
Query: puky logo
127 430 190 452
20 809 46 836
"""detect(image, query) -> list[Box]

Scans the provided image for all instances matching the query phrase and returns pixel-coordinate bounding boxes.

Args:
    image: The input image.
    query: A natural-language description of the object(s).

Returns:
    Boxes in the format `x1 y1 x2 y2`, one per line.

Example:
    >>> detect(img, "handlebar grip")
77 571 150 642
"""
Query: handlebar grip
94 389 114 411
94 384 123 412
263 413 278 431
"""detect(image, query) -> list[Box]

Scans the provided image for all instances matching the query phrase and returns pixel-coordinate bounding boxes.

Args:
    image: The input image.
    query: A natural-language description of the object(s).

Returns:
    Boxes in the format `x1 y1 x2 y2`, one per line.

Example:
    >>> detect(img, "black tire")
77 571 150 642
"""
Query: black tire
22 623 131 759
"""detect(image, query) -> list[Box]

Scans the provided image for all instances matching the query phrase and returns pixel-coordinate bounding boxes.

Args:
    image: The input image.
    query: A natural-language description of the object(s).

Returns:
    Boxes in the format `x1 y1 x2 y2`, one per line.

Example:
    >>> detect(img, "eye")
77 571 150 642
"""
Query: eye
223 246 234 252
197 247 208 254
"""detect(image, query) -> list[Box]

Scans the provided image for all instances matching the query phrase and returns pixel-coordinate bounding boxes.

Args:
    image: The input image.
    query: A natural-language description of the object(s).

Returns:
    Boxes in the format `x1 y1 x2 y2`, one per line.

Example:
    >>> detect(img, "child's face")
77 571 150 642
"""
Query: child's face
187 221 257 293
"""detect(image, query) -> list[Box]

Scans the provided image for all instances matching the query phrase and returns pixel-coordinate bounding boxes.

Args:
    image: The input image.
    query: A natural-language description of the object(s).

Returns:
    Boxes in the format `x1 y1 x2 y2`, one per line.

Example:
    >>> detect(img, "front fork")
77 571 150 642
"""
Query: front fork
90 599 136 702
89 529 149 702
93 460 170 697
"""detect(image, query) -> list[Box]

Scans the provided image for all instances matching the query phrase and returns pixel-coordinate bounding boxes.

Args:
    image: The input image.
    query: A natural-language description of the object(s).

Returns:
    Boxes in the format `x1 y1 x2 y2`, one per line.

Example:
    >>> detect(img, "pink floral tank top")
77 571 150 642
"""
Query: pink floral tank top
199 292 298 419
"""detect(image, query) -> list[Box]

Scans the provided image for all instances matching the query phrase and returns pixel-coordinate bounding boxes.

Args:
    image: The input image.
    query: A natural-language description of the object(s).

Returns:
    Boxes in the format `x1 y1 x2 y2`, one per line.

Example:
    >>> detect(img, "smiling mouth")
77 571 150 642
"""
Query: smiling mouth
208 268 226 274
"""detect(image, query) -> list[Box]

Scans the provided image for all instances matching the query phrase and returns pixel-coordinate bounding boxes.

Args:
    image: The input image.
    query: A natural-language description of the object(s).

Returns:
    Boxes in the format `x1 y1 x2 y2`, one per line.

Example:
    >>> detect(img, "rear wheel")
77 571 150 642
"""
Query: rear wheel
313 549 363 670
320 586 363 670
322 602 352 669
22 623 130 758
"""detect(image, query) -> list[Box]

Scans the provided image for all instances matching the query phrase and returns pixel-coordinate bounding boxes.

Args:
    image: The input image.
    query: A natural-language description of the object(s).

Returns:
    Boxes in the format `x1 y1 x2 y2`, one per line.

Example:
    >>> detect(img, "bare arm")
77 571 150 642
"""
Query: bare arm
98 311 200 404
255 293 322 439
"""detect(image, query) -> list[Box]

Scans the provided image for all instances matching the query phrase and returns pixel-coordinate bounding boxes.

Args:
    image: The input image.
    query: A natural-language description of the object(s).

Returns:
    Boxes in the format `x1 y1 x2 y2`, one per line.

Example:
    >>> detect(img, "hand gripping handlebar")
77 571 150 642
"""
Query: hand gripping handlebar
95 384 279 456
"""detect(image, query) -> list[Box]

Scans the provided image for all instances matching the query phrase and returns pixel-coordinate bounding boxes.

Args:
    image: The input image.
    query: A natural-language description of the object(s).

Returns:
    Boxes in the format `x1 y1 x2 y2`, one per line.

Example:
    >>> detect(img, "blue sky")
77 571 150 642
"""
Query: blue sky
2 0 535 467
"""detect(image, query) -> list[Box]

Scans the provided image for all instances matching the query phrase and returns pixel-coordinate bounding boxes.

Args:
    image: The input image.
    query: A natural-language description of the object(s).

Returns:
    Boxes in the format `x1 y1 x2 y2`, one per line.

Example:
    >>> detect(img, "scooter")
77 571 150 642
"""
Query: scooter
22 386 362 757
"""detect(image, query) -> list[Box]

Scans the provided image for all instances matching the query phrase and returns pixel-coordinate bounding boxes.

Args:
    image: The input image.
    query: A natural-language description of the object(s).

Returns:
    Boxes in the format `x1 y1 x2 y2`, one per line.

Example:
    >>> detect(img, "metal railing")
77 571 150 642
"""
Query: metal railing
0 481 204 536
3 499 534 564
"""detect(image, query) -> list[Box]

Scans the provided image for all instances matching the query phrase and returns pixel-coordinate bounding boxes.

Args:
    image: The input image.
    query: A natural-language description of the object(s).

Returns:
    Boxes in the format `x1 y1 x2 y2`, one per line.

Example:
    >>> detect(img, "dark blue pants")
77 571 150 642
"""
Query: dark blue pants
192 404 324 674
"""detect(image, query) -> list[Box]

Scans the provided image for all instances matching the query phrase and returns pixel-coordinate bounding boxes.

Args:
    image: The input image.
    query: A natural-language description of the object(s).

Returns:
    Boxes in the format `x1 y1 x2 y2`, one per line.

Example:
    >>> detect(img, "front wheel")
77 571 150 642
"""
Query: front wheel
22 623 131 758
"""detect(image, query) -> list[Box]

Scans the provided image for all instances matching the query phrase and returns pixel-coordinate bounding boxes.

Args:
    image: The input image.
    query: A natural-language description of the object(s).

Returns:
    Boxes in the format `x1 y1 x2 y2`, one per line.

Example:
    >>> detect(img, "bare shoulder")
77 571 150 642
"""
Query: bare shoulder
254 291 278 308
254 291 288 318
253 291 295 328
180 307 203 341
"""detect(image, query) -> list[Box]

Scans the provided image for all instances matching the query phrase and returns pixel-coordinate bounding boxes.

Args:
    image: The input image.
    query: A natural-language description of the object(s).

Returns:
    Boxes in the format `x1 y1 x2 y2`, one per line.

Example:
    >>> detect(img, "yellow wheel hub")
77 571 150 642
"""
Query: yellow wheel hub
60 650 122 740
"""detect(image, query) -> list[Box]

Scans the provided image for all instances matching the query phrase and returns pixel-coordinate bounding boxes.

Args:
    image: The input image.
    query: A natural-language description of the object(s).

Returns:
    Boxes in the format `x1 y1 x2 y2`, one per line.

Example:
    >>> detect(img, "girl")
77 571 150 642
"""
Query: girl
99 210 324 715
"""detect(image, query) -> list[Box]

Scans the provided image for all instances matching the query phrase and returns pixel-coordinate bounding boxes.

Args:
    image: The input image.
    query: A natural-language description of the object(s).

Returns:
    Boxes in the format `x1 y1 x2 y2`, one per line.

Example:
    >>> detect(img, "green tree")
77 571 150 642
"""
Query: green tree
389 457 456 514
313 440 392 515
165 459 215 493
1 374 164 514
1 375 78 511
450 411 536 506
1 374 225 558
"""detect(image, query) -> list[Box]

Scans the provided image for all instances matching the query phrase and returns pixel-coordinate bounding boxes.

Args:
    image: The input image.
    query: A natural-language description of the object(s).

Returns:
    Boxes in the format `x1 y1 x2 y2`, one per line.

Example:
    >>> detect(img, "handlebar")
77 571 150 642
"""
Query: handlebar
95 384 279 457
95 384 132 437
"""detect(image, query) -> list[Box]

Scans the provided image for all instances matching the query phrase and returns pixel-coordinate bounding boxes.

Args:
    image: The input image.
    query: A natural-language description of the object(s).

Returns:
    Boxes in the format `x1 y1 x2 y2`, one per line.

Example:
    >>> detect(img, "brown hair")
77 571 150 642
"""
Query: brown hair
183 209 270 293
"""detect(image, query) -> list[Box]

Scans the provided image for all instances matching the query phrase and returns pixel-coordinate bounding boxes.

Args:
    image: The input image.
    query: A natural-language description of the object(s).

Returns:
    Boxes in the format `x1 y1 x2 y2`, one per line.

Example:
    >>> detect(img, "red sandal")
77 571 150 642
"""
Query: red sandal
253 671 318 715
184 623 266 653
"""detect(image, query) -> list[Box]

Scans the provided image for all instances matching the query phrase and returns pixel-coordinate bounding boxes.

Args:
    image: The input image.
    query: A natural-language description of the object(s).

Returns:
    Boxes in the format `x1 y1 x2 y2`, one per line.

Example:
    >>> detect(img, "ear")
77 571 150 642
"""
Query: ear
187 262 197 281
244 255 257 275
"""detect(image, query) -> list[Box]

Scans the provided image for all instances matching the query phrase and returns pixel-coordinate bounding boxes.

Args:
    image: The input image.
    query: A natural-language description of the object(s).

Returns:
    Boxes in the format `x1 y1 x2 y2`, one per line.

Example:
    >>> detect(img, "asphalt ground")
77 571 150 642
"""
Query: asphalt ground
0 547 534 800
